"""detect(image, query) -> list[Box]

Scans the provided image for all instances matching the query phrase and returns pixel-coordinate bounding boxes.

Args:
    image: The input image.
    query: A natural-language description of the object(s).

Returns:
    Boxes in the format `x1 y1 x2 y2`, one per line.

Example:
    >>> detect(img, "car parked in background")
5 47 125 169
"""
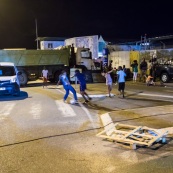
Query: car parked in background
0 62 21 96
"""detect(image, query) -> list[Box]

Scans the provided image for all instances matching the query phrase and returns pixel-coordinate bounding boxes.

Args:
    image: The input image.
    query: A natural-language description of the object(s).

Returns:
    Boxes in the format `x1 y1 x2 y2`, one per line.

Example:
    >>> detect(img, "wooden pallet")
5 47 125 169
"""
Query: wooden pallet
96 114 168 149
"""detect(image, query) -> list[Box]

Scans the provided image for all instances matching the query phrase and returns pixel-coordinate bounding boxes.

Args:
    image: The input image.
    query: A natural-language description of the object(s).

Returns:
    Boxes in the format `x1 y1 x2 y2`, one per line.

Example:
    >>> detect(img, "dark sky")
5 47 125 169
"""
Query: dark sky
0 0 172 49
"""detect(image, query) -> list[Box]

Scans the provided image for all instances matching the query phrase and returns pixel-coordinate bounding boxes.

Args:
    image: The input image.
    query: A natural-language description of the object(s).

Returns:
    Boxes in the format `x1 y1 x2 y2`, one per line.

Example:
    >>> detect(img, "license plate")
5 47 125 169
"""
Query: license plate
0 87 5 90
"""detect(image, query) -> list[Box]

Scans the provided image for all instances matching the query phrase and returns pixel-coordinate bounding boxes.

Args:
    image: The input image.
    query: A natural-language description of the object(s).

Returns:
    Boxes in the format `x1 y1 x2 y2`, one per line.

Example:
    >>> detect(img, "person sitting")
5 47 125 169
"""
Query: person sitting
146 75 155 86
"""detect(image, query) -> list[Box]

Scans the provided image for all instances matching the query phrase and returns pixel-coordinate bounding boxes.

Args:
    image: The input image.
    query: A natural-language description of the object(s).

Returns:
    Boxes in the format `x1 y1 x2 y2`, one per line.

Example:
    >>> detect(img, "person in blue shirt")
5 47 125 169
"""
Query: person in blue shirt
117 66 126 98
57 70 78 103
71 69 91 103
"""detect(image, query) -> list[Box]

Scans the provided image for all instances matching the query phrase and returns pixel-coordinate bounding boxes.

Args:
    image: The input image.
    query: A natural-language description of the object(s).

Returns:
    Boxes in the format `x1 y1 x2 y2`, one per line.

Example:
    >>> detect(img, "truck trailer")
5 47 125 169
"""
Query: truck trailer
0 46 93 86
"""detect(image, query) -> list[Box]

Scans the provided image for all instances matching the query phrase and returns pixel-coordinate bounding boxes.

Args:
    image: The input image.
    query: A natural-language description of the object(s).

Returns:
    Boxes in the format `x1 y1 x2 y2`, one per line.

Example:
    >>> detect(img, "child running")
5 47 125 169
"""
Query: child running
101 68 114 97
71 69 91 103
57 70 78 104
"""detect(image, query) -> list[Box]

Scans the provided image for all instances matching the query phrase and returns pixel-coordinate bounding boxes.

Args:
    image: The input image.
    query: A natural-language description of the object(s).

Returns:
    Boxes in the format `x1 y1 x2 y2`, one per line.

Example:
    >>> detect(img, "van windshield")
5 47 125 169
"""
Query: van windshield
0 66 16 76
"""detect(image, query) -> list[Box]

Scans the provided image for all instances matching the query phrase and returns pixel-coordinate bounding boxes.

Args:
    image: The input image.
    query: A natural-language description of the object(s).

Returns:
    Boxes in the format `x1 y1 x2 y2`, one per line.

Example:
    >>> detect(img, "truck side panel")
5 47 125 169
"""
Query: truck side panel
0 49 70 66
0 49 70 85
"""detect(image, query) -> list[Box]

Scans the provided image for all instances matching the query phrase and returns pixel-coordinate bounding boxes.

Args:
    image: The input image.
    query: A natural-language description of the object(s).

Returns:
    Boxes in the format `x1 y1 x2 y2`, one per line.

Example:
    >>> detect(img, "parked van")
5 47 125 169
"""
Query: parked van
0 62 21 96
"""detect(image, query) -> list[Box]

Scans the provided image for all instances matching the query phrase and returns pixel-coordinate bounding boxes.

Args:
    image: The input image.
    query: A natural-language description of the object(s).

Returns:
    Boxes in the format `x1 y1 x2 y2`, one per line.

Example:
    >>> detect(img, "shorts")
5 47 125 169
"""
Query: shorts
43 77 47 82
106 82 112 86
118 82 125 91
80 83 86 91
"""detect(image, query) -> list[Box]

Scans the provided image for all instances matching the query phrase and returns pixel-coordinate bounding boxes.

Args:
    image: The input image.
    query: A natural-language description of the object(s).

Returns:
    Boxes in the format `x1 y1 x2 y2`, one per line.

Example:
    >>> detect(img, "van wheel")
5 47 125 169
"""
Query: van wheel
19 72 28 86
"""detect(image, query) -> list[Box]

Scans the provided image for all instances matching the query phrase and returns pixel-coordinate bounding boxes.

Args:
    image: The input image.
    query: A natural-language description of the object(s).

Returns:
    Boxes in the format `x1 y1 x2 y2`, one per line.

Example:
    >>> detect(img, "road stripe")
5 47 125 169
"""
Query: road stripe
0 102 15 121
30 102 42 119
139 93 173 98
55 100 76 117
56 88 96 127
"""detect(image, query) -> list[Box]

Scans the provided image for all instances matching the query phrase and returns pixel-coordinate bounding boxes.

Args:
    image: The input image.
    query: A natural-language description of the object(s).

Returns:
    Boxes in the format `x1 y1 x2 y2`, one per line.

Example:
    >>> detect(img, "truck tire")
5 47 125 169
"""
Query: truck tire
161 73 170 83
19 72 28 86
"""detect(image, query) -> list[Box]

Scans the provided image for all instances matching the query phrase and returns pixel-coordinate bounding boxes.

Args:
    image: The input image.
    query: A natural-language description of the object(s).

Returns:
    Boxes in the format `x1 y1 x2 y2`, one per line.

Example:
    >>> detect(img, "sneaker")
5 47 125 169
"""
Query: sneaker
83 100 89 104
74 100 79 104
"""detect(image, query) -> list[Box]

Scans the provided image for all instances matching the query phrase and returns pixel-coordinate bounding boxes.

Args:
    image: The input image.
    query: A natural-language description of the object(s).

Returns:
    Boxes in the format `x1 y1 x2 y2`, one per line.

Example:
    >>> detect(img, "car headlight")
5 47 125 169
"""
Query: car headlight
10 77 17 83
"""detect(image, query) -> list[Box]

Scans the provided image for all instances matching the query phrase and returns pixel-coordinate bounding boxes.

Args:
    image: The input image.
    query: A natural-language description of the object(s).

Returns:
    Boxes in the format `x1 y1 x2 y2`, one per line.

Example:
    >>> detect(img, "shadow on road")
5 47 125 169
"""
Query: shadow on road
0 91 29 101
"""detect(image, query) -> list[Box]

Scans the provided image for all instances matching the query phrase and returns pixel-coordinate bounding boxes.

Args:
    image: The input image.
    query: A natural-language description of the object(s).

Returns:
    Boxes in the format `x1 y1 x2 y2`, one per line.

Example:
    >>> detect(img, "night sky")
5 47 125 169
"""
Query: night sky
0 0 172 49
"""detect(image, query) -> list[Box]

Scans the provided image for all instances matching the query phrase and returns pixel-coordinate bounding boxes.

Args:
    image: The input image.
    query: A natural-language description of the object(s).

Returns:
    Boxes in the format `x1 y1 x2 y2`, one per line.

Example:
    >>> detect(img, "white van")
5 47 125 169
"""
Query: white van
0 62 21 96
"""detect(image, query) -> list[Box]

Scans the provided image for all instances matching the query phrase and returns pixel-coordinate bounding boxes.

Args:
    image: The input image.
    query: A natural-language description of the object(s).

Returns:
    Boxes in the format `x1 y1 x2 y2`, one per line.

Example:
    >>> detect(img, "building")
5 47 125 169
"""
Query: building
36 37 66 50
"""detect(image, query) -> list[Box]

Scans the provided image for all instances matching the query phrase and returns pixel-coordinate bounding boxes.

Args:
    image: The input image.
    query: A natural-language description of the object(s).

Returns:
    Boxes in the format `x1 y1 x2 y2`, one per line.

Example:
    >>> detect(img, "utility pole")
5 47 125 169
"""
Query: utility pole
35 18 39 50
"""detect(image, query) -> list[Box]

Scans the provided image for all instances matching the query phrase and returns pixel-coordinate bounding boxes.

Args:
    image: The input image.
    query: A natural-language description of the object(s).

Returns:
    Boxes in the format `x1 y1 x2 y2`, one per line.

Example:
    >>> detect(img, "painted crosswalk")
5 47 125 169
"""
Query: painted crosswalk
55 100 76 117
0 102 15 121
29 101 42 119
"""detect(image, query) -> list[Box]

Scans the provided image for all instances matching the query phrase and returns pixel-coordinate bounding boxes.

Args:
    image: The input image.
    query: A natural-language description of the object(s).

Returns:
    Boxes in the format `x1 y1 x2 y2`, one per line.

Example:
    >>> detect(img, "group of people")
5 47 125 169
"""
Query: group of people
41 57 156 104
102 62 127 98
57 69 91 104
131 58 155 86
41 66 91 104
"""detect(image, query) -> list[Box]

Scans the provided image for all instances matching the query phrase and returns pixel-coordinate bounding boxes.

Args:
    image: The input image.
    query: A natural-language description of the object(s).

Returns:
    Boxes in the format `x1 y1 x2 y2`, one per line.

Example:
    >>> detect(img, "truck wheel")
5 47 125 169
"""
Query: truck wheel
161 73 169 83
19 72 28 86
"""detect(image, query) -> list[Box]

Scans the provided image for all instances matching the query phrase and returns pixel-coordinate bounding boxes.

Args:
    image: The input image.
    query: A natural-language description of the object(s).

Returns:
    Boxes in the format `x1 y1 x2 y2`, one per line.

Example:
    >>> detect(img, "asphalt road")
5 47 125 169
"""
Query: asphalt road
0 80 173 173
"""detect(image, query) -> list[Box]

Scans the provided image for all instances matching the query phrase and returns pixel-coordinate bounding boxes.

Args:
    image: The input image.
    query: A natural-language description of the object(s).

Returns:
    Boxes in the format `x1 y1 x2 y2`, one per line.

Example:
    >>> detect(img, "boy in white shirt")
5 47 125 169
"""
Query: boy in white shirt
42 66 49 88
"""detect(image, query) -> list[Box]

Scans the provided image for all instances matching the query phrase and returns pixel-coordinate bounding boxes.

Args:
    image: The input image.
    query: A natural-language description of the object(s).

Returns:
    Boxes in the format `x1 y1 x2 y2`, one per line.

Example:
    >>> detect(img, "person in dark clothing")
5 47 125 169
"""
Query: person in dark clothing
108 60 115 83
123 65 127 73
131 60 138 82
140 58 148 82
71 69 92 103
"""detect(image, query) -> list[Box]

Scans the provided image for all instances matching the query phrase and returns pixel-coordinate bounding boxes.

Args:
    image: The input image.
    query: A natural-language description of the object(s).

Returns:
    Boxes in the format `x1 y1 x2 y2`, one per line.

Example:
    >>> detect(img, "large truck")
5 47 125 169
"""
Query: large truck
0 46 93 86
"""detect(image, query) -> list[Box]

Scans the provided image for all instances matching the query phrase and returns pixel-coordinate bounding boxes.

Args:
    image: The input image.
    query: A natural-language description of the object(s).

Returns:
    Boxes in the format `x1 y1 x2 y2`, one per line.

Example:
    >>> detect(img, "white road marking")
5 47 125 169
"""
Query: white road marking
139 93 173 98
158 127 173 135
119 150 171 165
56 88 96 127
55 100 76 117
0 102 15 121
119 151 138 163
30 102 42 119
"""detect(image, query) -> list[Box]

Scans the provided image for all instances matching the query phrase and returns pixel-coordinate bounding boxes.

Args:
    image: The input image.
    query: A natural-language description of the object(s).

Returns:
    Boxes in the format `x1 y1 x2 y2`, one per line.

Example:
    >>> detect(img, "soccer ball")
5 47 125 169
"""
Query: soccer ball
70 99 75 104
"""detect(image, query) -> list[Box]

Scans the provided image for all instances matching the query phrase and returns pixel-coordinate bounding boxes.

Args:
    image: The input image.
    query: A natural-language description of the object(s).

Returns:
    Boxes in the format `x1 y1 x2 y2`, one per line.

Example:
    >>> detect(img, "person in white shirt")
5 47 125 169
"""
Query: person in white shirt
42 66 49 88
101 68 114 97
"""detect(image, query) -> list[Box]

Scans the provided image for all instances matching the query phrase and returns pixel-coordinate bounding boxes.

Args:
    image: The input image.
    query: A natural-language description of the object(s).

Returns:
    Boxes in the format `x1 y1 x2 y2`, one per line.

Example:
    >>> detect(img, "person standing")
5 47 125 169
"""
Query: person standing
57 70 78 104
123 65 127 74
71 69 92 103
117 66 126 98
131 60 138 82
42 66 49 88
101 68 114 97
108 60 114 83
140 58 148 82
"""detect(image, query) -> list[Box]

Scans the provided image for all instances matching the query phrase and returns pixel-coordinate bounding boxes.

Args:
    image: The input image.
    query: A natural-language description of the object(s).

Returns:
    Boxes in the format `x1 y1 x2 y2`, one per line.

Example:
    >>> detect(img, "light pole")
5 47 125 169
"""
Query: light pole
35 18 39 50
